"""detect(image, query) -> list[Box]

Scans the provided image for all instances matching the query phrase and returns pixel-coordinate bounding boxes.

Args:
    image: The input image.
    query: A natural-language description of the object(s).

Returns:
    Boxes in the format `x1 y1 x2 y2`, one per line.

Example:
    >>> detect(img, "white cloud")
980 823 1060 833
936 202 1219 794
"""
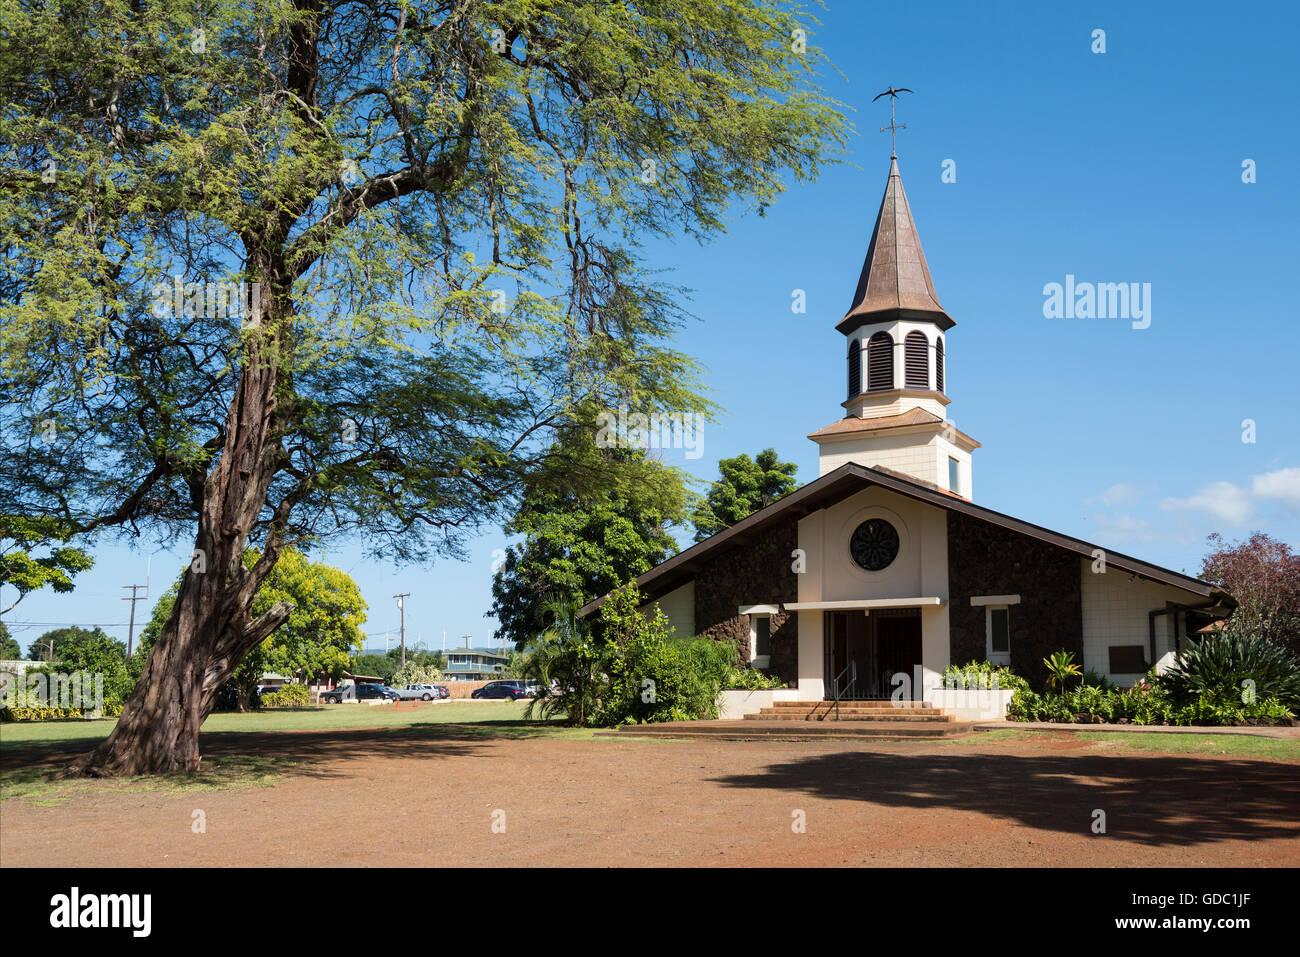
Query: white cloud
1252 467 1300 509
1090 512 1155 543
1160 480 1254 526
1088 483 1143 508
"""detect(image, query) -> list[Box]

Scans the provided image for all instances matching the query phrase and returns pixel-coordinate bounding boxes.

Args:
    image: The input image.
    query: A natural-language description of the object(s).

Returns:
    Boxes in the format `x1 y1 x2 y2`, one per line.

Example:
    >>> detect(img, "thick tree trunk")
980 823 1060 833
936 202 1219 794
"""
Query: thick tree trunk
67 299 295 777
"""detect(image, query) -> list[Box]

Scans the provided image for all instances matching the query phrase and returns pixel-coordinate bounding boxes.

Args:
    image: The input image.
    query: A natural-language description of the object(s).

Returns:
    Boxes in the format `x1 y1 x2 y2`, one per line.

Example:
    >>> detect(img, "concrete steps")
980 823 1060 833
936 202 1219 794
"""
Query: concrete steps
600 719 974 742
748 701 954 722
601 700 976 742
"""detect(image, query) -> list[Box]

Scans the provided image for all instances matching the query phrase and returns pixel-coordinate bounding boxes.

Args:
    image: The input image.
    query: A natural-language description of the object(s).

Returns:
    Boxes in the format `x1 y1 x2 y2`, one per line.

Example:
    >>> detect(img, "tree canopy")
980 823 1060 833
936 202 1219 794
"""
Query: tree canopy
27 625 124 664
1201 532 1300 658
690 447 798 541
0 0 845 774
0 620 19 659
490 409 689 648
135 548 368 706
28 625 135 707
0 516 94 615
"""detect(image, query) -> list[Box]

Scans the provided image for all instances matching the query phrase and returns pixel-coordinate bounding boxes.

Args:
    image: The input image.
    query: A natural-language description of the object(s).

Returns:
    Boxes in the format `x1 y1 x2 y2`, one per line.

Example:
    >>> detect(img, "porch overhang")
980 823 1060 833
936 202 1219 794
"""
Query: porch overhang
782 597 945 612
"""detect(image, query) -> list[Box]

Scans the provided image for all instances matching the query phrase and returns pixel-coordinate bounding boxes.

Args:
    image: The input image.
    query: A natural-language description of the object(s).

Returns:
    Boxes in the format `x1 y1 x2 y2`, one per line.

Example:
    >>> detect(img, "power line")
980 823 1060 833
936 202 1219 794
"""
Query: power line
121 583 148 657
1 620 134 630
393 593 410 668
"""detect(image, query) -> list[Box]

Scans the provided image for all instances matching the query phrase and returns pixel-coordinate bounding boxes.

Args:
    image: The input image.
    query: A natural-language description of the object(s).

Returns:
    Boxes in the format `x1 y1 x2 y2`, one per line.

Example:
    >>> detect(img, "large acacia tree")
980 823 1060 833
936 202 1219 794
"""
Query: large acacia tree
0 0 845 774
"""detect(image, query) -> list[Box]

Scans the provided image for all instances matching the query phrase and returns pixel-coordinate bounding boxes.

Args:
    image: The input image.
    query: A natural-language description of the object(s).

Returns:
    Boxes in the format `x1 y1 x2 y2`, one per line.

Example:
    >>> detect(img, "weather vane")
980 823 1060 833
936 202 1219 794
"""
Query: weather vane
873 86 913 158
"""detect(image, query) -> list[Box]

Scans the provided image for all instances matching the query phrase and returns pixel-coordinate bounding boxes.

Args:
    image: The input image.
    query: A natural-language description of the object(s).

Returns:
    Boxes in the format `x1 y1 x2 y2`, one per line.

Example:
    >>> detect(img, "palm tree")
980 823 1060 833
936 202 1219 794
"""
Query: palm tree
1043 650 1082 696
521 597 610 727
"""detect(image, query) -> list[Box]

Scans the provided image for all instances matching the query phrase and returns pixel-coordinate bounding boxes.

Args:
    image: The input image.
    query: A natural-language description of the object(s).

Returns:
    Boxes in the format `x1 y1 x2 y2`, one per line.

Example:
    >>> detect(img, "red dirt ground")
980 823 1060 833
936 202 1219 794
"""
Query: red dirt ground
3 728 1298 867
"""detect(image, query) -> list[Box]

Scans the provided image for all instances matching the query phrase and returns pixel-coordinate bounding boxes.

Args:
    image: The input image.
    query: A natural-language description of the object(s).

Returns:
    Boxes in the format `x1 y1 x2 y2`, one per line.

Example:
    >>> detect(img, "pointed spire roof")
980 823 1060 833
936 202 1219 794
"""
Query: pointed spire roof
836 157 955 335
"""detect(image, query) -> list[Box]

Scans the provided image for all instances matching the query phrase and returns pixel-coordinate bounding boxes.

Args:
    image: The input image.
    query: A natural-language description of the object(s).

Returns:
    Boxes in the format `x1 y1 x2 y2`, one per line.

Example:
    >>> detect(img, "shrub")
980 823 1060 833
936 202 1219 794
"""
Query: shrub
392 662 444 686
1 705 85 721
522 598 612 727
601 629 733 725
1043 650 1082 694
942 660 1029 695
724 667 785 691
1161 633 1300 708
261 683 311 709
1082 668 1117 691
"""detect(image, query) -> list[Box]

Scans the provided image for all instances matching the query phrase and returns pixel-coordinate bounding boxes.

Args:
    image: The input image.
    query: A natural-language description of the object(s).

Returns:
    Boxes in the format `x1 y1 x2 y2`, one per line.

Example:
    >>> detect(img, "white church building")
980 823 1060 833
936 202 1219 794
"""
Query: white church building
583 154 1234 705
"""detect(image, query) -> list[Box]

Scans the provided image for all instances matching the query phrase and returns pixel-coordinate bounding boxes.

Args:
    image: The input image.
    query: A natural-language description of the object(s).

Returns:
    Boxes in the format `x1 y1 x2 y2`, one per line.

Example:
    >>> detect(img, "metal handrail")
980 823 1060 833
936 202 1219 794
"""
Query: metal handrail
829 661 857 721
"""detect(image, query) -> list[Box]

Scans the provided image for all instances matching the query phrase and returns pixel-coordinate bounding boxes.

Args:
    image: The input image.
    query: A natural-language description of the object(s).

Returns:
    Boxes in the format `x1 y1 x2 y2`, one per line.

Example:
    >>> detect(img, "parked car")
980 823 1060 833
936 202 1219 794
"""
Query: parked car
321 683 397 704
395 684 444 701
431 685 451 699
471 679 531 701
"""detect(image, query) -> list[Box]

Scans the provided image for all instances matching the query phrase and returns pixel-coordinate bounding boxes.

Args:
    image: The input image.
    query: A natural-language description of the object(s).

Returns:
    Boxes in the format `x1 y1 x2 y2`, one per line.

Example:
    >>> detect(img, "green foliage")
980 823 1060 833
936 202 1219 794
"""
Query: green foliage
522 585 735 727
1 704 87 722
0 621 19 659
491 410 690 649
351 654 397 684
261 683 311 709
385 647 444 670
724 667 786 690
1006 676 1294 727
941 660 1030 695
691 449 799 542
0 516 93 614
0 669 127 720
30 627 134 708
136 549 369 707
1082 668 1117 691
247 548 367 684
596 583 732 724
392 662 444 686
0 0 844 610
1042 650 1082 695
521 598 611 728
26 625 120 664
1162 632 1300 709
0 0 847 769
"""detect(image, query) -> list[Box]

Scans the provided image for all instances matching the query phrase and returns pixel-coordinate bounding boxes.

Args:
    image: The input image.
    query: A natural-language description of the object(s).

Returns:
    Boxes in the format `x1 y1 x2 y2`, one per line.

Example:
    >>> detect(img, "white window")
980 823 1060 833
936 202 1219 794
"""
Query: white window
750 615 771 669
985 605 1010 665
948 456 960 495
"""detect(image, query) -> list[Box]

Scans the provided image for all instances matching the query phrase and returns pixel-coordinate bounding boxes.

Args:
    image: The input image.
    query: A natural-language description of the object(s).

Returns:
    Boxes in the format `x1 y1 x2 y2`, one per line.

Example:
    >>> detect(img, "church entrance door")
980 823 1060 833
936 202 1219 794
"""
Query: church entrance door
824 608 922 700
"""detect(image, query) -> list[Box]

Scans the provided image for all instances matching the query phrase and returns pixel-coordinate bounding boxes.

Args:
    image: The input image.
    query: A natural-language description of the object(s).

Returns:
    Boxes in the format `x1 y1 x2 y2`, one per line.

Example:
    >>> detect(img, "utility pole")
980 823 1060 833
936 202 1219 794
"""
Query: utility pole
394 593 410 667
121 583 148 657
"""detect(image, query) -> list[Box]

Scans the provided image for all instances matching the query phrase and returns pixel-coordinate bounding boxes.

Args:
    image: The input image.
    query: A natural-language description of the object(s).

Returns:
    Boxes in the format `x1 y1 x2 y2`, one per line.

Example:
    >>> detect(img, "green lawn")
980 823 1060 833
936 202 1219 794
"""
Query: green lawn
963 728 1300 761
1 700 602 805
1071 730 1300 761
0 700 559 751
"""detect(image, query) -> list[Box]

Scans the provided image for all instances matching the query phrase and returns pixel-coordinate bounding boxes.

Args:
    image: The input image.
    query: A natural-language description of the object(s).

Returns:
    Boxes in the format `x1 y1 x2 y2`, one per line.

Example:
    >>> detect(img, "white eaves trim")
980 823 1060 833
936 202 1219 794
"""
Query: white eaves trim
782 597 944 611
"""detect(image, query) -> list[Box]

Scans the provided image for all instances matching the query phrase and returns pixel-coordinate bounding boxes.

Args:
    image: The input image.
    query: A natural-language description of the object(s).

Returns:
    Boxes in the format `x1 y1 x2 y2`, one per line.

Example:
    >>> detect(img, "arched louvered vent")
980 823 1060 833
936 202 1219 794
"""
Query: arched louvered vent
905 331 929 390
935 338 945 393
847 339 861 398
866 332 893 392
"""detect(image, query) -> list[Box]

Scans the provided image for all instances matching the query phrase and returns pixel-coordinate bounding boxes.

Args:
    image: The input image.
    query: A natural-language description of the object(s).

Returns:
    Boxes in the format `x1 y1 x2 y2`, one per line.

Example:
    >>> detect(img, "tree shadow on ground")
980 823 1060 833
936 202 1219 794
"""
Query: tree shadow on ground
0 722 563 781
710 749 1300 848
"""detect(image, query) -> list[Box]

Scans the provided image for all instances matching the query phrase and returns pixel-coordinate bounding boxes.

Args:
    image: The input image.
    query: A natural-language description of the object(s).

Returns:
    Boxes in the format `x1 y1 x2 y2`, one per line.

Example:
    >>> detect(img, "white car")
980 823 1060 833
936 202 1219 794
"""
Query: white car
395 684 443 701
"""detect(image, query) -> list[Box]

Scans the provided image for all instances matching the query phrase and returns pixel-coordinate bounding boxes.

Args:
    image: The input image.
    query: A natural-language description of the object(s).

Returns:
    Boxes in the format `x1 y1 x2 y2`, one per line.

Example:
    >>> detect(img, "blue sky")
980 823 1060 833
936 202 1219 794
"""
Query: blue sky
5 0 1297 656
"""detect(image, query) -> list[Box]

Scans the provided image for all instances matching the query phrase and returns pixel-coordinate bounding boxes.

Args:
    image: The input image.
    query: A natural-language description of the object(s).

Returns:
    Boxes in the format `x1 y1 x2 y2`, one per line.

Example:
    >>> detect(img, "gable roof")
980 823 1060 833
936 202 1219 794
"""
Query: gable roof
837 157 955 336
579 462 1233 616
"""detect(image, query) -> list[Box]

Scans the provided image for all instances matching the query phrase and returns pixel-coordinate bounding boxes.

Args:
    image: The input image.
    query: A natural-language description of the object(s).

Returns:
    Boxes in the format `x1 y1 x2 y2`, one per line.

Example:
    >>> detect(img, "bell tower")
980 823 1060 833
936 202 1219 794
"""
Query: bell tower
809 154 980 498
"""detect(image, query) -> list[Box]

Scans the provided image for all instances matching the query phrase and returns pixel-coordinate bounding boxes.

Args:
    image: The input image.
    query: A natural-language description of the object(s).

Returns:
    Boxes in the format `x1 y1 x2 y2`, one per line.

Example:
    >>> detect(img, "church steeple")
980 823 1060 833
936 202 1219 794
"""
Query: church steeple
837 156 954 338
809 146 979 498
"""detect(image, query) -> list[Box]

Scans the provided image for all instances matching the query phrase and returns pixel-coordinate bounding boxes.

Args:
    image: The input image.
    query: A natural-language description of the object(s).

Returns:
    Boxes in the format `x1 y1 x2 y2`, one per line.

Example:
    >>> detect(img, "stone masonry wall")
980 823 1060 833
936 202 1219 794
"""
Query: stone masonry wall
692 516 801 684
946 510 1083 691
